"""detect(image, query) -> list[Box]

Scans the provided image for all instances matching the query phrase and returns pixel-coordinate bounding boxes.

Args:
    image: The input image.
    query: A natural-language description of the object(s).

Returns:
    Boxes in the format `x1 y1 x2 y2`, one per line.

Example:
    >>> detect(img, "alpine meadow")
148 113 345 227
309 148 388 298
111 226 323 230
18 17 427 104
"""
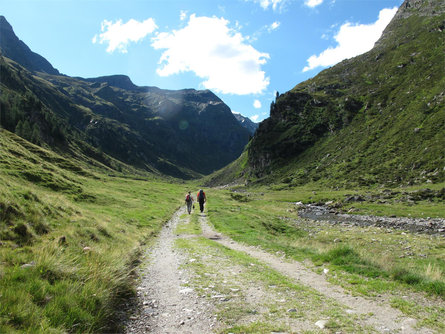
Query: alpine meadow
0 0 444 333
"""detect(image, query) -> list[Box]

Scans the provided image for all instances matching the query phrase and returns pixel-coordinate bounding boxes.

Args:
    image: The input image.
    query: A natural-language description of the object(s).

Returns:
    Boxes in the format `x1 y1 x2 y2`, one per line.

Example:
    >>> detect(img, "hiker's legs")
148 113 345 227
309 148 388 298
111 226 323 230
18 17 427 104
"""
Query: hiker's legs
187 202 192 214
199 201 204 212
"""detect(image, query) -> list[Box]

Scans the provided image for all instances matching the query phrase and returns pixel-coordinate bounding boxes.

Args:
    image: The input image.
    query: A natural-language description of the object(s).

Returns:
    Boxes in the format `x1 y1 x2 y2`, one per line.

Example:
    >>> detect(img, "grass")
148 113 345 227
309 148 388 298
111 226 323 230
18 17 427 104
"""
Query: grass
0 129 186 333
205 186 445 330
176 210 201 235
2 126 444 332
175 236 365 333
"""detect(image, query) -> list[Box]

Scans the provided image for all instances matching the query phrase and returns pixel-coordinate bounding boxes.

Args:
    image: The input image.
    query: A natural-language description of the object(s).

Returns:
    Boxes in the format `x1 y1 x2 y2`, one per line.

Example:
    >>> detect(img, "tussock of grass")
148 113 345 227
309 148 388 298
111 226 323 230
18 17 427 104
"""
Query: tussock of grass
316 245 386 279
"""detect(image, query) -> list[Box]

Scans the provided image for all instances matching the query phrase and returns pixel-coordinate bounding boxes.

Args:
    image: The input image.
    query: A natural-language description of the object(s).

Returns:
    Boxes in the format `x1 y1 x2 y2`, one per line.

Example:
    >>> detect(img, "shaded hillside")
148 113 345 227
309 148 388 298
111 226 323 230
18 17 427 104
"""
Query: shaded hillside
233 113 259 135
246 0 445 187
0 16 250 178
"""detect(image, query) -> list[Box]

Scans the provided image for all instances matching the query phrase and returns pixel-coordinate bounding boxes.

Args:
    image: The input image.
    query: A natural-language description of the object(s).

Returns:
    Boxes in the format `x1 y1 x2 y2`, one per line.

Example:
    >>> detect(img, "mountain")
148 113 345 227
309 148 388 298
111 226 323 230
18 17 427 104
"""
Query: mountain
233 113 259 136
213 0 445 187
0 16 251 178
0 16 59 75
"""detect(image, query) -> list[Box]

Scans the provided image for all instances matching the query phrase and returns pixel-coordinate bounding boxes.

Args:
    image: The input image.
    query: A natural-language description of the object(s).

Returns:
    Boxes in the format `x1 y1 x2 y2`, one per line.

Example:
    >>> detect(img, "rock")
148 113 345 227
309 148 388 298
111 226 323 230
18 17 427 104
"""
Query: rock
315 320 328 329
287 308 297 313
323 268 329 275
83 246 92 252
179 287 193 294
21 261 36 268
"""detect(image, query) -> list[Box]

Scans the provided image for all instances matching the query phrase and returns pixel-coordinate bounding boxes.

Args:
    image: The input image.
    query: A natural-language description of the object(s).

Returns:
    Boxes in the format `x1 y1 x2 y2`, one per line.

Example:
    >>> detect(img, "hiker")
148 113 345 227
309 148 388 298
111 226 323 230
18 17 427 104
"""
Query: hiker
185 191 194 214
197 189 206 213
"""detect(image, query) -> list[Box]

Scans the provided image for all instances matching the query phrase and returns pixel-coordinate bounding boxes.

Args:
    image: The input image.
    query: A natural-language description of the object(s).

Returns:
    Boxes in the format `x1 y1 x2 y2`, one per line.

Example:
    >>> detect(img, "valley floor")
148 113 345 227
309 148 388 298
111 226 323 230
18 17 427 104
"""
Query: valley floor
124 206 444 333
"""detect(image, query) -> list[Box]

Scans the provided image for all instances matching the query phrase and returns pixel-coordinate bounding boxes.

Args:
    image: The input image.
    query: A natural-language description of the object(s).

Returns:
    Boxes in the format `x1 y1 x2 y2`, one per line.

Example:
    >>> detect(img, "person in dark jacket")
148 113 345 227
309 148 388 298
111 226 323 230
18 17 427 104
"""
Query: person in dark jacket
197 189 206 213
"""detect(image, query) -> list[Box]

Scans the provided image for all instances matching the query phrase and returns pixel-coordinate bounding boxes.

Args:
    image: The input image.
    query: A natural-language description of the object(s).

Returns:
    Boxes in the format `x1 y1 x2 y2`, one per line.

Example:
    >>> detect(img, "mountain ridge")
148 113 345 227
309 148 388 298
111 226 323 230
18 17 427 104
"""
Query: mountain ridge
0 16 251 178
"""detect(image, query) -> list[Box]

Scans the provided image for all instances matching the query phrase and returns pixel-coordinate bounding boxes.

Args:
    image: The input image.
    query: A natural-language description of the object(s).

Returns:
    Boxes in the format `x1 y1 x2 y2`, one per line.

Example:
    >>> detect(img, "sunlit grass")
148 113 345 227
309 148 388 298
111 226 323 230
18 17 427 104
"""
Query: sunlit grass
0 130 186 333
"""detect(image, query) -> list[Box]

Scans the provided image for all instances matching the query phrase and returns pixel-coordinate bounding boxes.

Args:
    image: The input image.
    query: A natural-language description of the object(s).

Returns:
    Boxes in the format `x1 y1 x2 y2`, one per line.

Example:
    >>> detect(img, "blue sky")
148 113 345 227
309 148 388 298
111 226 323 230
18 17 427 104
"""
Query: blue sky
2 0 402 122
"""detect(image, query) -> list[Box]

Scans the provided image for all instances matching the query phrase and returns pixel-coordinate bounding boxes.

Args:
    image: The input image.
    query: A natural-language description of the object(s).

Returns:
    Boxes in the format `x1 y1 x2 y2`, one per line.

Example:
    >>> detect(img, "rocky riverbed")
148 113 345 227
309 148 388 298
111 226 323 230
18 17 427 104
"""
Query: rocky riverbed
297 204 445 236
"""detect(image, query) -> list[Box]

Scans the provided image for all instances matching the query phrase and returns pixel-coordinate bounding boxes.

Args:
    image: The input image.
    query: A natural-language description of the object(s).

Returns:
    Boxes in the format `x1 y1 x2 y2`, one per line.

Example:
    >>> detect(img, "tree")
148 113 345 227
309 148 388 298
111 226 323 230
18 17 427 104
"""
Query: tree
15 120 23 137
21 120 32 140
31 123 40 144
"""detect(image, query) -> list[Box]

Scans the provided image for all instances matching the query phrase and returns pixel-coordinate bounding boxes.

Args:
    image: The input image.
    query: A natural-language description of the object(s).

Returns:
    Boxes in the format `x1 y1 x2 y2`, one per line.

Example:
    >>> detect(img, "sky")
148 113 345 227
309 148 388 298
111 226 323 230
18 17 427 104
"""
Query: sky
2 0 402 122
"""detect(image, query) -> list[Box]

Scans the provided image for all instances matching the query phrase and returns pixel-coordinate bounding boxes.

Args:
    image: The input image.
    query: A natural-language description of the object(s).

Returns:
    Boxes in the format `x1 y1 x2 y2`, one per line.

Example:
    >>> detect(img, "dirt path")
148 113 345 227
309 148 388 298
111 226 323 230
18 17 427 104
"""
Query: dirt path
199 214 433 334
125 207 436 333
125 208 218 334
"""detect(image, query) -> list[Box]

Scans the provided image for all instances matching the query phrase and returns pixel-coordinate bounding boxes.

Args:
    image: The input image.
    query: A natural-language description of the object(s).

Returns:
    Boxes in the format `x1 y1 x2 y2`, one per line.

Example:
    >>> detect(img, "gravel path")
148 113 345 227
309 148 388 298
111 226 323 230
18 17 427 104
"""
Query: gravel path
124 207 438 333
199 215 433 334
125 208 218 334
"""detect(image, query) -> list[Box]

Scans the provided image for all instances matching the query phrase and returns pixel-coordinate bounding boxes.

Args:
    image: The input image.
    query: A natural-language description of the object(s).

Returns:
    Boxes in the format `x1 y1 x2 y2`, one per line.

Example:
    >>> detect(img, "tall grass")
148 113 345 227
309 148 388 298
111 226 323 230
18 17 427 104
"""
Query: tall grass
0 130 186 333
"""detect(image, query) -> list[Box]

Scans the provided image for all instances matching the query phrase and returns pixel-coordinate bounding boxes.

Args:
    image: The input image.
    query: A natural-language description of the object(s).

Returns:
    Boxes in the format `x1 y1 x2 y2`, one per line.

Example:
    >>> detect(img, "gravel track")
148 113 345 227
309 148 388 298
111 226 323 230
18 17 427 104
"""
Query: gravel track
125 208 218 334
124 206 438 333
200 215 434 334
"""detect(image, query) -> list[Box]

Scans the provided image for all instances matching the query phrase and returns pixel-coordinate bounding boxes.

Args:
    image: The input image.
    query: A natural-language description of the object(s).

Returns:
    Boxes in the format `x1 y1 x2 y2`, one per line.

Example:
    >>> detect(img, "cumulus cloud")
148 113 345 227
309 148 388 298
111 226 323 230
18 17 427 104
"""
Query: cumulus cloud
303 7 397 72
151 14 270 95
305 0 323 8
253 99 262 108
93 18 158 53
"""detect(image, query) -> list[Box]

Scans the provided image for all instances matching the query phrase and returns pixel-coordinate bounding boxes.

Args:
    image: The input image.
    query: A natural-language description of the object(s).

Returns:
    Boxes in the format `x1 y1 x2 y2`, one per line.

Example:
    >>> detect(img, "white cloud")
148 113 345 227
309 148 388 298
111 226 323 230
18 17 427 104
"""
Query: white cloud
303 7 397 72
268 21 281 32
180 10 188 21
93 18 158 53
250 114 259 122
305 0 323 8
253 99 262 108
246 0 287 11
151 14 270 95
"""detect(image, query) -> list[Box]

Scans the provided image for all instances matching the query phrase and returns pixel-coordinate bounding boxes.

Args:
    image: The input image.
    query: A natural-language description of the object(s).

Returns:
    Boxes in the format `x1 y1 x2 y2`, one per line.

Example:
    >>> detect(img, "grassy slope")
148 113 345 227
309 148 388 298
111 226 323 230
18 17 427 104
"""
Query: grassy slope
0 128 187 333
243 2 445 188
206 186 445 331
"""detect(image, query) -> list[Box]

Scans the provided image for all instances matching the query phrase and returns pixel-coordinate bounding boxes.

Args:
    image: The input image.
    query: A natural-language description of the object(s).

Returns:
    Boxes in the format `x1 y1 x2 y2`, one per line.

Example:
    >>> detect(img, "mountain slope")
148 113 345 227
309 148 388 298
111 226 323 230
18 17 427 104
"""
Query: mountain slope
0 16 59 75
245 0 445 187
0 16 250 178
233 113 259 135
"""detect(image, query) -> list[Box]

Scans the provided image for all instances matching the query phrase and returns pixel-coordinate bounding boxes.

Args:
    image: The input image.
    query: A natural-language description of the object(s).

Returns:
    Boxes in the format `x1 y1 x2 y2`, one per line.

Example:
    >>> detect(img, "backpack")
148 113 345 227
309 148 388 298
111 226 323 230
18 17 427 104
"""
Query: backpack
186 194 191 202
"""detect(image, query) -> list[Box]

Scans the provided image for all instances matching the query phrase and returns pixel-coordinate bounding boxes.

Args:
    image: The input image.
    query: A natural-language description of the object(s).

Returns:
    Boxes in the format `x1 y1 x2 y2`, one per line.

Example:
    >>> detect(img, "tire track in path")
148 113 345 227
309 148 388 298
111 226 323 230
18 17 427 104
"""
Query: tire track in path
199 213 433 334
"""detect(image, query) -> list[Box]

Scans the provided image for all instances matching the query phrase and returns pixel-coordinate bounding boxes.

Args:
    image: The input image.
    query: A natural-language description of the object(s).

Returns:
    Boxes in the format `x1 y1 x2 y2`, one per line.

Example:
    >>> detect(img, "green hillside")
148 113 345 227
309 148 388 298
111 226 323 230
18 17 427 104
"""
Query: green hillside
243 0 445 188
0 128 187 333
0 15 250 179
